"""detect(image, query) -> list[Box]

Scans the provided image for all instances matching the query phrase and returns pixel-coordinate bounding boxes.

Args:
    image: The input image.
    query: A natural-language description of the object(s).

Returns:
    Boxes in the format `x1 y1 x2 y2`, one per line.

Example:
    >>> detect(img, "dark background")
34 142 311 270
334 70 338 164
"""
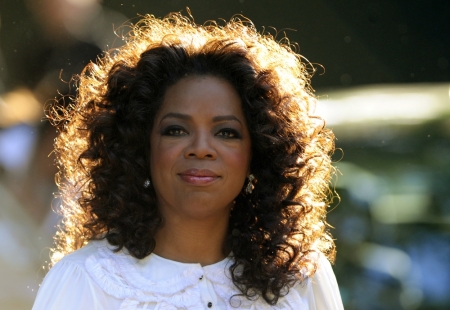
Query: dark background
0 1 449 309
1 0 449 91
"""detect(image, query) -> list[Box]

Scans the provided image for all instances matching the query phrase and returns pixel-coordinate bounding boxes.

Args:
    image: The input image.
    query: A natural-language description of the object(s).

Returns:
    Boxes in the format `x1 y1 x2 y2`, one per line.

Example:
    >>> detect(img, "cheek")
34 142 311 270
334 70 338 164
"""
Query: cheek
150 137 169 179
151 143 177 176
150 142 180 205
223 149 251 199
226 145 252 176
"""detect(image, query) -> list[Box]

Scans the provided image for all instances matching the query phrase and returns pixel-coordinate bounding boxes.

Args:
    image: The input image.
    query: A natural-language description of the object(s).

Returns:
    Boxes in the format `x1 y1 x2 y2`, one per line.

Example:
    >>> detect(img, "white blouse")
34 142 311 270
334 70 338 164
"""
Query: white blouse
32 240 344 310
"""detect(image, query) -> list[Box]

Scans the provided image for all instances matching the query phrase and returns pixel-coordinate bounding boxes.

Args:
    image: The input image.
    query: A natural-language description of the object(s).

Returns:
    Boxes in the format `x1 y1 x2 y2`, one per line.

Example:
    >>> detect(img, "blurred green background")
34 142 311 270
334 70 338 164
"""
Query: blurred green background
0 1 448 309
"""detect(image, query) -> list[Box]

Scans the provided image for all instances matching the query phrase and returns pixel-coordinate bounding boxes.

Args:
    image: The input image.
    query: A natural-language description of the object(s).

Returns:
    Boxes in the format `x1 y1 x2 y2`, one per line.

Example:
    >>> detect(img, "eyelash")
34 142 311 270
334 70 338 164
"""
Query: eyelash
161 126 187 136
161 126 241 139
216 128 241 139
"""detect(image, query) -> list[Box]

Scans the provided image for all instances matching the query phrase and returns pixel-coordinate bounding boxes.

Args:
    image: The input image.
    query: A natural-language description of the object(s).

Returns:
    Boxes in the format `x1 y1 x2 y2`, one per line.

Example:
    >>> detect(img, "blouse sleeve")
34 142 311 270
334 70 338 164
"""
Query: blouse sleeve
309 254 344 310
32 260 119 310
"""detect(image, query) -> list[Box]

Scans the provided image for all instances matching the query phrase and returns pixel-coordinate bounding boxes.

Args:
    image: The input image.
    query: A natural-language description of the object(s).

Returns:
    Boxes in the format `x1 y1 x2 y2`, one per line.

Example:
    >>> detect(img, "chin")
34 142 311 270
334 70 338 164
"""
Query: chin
181 202 232 220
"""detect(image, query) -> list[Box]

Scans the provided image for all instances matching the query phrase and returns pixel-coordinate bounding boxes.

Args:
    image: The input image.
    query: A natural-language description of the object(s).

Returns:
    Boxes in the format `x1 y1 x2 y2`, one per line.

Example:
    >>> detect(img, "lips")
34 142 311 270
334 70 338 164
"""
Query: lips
178 169 219 185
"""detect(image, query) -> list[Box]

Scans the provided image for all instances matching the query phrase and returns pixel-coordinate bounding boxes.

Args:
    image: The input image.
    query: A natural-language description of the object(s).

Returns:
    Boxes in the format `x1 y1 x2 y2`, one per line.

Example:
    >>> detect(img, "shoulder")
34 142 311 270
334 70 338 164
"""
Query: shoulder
40 240 107 282
57 241 102 266
293 252 344 310
211 252 344 309
32 240 121 310
38 240 103 285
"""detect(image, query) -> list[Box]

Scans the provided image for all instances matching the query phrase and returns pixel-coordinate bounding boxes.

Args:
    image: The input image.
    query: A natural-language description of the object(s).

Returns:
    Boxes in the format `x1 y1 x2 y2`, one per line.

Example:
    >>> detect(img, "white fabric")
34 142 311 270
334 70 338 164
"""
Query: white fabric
32 240 344 309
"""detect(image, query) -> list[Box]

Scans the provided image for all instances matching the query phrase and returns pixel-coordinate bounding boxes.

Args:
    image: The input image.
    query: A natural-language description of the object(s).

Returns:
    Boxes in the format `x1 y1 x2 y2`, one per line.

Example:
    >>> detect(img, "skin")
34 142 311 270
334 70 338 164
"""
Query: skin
150 75 252 265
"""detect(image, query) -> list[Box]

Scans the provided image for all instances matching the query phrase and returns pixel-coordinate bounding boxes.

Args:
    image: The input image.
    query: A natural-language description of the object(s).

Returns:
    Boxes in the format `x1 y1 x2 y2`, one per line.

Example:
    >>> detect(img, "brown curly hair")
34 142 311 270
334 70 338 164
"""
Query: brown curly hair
48 12 336 305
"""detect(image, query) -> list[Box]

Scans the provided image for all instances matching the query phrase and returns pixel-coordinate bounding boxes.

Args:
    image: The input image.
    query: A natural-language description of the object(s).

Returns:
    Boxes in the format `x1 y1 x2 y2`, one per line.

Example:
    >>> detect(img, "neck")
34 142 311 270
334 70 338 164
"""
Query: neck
153 211 230 266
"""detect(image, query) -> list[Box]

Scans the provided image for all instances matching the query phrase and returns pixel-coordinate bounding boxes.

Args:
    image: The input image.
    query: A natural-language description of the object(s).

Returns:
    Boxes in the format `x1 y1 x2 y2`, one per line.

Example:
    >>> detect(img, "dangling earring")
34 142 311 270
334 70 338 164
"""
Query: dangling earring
245 174 255 194
143 179 151 188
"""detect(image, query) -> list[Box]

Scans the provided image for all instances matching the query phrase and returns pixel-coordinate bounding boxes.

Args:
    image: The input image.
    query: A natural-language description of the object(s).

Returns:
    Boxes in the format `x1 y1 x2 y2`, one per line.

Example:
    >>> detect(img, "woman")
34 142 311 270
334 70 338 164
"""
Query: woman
33 12 343 309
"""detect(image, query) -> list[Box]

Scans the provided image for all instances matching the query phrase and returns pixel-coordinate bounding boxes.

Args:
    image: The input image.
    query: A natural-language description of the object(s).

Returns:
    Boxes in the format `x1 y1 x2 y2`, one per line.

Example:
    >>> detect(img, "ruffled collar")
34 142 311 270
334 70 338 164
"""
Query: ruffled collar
84 240 308 309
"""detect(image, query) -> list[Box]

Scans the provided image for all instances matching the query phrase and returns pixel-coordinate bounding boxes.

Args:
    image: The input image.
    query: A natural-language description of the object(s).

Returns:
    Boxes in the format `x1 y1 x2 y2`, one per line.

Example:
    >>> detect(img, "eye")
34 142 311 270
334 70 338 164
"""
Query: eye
161 126 187 136
216 128 241 139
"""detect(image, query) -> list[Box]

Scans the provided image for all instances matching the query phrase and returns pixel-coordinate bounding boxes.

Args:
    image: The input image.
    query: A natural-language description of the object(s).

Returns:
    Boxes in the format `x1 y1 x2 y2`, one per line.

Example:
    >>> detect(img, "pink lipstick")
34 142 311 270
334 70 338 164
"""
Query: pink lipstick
178 169 219 185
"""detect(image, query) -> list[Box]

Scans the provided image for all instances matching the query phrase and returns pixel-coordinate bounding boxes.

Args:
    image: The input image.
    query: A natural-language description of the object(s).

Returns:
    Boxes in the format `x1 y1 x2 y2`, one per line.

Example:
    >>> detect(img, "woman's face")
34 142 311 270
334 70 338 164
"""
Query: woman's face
150 75 252 220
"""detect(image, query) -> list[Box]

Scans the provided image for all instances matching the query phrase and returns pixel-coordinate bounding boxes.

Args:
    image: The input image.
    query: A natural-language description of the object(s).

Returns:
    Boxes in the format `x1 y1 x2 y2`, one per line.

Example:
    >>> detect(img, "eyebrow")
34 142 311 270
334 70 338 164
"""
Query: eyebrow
160 113 242 125
160 113 191 123
212 115 242 125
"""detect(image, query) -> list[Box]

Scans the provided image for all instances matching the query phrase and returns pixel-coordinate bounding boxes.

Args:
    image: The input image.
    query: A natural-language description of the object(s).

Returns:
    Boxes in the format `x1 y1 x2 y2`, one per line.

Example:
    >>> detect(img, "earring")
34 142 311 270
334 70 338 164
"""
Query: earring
143 179 151 188
245 174 255 194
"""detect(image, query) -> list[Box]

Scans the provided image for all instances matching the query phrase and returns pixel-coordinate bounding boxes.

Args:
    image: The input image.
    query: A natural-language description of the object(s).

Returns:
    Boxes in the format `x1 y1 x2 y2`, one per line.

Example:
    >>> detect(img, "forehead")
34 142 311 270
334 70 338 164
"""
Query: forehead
157 75 244 118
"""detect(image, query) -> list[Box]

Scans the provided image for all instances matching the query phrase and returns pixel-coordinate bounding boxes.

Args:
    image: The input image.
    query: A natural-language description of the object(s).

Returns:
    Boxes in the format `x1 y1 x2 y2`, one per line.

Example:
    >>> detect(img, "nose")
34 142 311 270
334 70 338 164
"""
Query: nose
184 131 217 159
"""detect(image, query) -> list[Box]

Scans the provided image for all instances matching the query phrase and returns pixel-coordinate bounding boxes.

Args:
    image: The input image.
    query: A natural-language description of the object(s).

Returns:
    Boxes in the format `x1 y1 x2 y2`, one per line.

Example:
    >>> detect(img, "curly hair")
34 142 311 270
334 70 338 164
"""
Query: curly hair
48 12 336 305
